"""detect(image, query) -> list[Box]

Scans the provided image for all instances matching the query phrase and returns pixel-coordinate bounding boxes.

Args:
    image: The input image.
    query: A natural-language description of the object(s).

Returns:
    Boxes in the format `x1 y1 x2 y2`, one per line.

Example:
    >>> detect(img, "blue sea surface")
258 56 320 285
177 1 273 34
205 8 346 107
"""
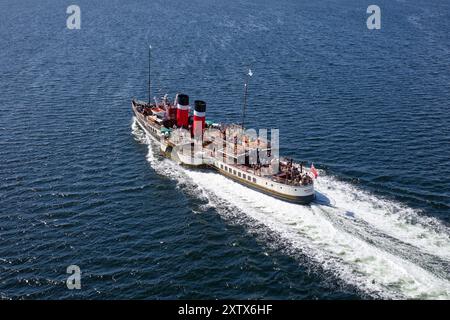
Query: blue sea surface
0 0 449 299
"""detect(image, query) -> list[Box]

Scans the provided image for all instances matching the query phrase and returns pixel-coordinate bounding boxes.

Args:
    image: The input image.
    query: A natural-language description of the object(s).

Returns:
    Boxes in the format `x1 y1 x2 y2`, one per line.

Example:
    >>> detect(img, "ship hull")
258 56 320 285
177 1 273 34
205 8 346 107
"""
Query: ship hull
215 167 315 204
133 107 161 141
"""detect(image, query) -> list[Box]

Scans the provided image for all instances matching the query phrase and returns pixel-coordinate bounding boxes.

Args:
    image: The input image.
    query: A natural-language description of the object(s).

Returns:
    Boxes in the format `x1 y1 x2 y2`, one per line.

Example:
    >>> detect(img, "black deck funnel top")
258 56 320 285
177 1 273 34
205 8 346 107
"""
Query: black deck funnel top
194 100 206 112
177 94 189 106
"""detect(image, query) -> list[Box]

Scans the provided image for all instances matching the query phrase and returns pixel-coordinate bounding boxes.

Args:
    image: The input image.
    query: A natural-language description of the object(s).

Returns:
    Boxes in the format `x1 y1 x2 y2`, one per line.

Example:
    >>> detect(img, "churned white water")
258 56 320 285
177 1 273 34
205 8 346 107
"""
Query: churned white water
132 119 450 299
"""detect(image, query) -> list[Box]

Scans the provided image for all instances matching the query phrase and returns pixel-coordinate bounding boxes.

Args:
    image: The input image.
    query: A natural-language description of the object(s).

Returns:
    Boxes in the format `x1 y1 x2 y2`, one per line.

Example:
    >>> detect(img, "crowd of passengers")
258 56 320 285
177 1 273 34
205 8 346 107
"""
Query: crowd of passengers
278 159 313 186
248 159 313 186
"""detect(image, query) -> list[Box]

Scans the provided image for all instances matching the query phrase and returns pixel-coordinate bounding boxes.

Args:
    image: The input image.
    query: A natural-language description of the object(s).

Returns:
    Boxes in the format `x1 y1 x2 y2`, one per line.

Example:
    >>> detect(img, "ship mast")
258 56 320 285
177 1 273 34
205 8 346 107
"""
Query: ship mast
148 45 152 104
241 68 253 129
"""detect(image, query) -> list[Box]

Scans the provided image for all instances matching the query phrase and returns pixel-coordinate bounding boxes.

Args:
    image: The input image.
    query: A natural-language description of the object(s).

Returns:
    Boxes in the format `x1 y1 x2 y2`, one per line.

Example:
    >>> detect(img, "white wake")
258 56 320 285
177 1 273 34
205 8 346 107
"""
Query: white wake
132 119 450 299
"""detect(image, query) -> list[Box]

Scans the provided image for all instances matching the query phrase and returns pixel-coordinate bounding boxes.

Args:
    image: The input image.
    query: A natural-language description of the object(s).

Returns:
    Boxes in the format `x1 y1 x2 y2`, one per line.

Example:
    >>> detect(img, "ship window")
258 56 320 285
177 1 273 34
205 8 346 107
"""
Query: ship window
233 170 236 175
220 164 223 169
253 178 256 183
248 176 251 181
243 174 246 179
294 189 297 191
238 172 241 177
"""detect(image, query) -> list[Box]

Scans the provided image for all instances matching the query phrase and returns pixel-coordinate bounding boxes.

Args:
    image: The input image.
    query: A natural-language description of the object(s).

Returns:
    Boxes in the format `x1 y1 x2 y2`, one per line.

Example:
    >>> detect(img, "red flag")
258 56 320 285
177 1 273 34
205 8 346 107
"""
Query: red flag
310 163 318 179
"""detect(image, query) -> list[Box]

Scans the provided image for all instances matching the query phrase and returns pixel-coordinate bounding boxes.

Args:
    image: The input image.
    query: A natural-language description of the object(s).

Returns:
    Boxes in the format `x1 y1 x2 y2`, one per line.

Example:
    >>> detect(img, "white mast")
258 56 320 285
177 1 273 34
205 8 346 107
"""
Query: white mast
241 68 253 129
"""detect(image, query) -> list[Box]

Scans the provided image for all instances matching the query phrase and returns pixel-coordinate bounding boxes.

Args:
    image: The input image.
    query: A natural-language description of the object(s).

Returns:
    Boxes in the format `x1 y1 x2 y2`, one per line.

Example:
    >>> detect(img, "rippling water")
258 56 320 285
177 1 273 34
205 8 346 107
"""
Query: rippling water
0 0 449 299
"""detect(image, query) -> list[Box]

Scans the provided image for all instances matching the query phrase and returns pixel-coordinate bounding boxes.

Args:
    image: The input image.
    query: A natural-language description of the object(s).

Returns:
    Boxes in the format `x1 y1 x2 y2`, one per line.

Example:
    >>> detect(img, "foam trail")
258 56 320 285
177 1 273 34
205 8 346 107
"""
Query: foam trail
315 176 450 261
132 119 450 299
185 170 450 299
